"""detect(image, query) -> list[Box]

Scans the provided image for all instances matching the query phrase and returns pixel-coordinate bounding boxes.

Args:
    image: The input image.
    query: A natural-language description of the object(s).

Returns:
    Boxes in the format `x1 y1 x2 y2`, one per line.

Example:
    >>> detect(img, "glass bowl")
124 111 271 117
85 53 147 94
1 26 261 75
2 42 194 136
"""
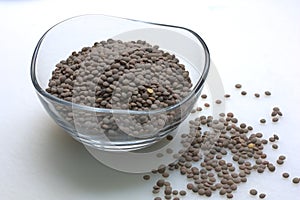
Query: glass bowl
31 14 210 151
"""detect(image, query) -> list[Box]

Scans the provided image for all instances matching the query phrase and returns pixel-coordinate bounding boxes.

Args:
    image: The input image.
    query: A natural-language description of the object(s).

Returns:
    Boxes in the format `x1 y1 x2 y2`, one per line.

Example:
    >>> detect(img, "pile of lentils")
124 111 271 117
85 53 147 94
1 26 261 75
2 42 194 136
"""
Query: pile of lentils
45 39 193 138
142 84 299 200
46 39 192 111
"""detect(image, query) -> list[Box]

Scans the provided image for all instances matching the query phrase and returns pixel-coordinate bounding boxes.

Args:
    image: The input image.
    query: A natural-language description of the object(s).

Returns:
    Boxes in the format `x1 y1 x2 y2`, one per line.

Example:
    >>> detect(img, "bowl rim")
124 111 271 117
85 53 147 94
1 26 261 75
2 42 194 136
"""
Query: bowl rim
30 14 210 115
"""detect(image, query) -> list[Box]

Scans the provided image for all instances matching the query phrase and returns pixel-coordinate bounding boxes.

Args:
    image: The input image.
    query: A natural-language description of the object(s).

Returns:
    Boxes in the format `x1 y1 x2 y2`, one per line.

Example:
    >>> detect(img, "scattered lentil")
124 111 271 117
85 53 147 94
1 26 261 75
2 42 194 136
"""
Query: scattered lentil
260 119 266 124
179 190 186 196
259 193 266 199
272 144 279 149
156 179 165 187
235 84 242 89
279 155 286 160
215 99 222 104
204 103 210 107
145 87 292 199
265 91 271 96
143 175 150 180
201 94 207 99
196 107 202 111
272 117 279 122
166 135 174 141
292 177 300 184
276 159 284 165
250 189 258 196
172 190 178 195
282 172 290 178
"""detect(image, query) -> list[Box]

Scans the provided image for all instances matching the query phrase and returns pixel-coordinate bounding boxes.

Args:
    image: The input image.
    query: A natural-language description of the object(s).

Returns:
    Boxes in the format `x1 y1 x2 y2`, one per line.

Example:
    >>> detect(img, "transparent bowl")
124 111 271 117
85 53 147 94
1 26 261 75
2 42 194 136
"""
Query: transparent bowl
31 14 210 151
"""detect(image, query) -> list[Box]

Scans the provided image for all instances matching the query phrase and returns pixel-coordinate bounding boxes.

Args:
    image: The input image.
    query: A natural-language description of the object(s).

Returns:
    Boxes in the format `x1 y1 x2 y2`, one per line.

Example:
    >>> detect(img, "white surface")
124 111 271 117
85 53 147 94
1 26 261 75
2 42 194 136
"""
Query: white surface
1 0 300 199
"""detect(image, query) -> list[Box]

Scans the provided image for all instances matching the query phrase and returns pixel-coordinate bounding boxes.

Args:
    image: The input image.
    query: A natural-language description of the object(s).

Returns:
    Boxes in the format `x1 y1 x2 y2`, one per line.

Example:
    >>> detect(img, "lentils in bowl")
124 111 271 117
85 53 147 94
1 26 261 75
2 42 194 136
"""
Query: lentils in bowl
31 14 210 151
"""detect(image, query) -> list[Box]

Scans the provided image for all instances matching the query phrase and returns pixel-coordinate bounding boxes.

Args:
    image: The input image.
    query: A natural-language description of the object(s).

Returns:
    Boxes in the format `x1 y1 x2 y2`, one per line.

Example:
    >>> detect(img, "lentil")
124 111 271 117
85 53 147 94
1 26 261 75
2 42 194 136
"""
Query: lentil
250 189 258 195
215 99 222 104
143 175 150 180
260 119 266 124
235 84 242 88
241 91 247 95
292 177 300 184
259 193 266 199
265 91 271 96
272 144 279 149
201 94 207 99
179 190 186 196
282 172 290 178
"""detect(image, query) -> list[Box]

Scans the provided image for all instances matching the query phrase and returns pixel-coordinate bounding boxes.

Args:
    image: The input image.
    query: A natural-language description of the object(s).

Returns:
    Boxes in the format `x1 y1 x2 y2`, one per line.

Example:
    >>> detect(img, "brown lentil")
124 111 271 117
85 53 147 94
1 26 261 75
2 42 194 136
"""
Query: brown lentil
172 190 178 195
215 99 222 104
260 119 266 124
201 94 207 99
276 159 284 165
196 107 202 111
235 84 242 89
292 177 300 184
279 155 286 160
265 91 271 96
259 193 266 199
282 172 290 178
152 189 160 194
272 117 279 122
156 179 165 187
179 190 186 196
166 135 173 141
250 189 258 195
143 175 150 180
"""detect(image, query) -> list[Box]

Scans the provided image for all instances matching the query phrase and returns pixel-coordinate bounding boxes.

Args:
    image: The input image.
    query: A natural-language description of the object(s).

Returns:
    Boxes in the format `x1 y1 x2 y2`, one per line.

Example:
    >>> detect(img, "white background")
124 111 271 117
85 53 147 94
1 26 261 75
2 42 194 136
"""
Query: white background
1 0 300 199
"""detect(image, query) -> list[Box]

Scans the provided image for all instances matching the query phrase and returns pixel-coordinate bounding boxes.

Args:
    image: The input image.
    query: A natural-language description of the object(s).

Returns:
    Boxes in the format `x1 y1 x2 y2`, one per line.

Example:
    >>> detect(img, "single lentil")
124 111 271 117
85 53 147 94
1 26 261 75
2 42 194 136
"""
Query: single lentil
265 91 271 96
215 99 222 104
292 177 300 184
250 189 258 195
201 94 207 99
179 190 186 196
282 172 290 178
143 175 150 180
260 119 266 124
235 84 242 89
259 193 266 199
